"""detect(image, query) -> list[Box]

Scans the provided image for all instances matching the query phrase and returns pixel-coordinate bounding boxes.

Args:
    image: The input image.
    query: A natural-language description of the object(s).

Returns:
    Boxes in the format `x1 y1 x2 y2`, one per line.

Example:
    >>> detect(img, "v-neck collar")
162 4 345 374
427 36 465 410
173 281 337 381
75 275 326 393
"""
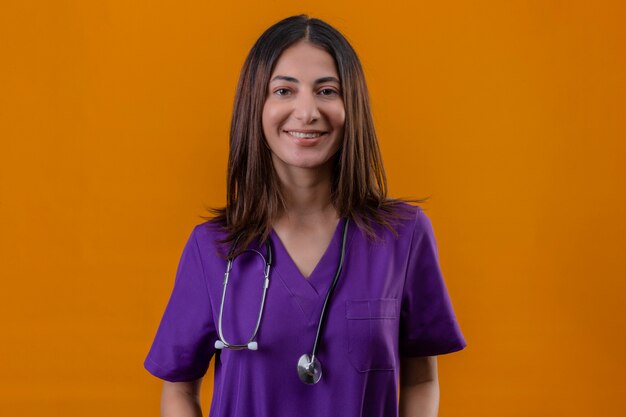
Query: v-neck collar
269 218 350 322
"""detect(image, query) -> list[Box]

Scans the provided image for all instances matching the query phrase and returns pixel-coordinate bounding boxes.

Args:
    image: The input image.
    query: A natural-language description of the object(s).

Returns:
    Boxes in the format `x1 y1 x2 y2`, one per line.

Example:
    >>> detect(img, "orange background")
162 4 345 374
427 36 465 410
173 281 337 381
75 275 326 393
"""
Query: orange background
1 1 625 416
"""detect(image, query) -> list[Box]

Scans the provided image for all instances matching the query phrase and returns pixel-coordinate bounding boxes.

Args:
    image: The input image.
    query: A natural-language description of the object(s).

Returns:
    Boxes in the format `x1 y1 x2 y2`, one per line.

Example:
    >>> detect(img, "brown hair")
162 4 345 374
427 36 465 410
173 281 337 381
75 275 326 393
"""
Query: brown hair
203 15 427 257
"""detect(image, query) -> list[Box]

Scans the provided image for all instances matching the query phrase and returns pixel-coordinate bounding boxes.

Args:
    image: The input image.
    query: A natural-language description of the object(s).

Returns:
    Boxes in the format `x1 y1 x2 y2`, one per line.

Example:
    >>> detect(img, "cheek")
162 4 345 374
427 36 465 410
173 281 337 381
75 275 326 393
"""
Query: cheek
262 102 288 132
261 106 271 134
332 105 346 131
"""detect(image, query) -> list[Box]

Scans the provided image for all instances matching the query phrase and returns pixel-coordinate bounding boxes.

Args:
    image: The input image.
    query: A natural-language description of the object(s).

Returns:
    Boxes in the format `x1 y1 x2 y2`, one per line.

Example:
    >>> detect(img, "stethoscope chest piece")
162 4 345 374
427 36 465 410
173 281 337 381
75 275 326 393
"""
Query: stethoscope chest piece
297 353 322 385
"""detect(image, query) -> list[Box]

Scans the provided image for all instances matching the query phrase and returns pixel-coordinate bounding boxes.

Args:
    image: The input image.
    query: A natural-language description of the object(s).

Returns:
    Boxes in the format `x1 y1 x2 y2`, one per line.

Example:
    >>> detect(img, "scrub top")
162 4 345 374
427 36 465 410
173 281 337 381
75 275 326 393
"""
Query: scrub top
144 204 466 417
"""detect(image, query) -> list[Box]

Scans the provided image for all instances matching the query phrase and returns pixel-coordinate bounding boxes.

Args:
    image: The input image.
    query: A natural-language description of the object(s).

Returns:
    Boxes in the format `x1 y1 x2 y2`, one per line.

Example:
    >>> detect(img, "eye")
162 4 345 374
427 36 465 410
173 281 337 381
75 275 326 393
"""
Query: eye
274 88 291 96
318 88 339 96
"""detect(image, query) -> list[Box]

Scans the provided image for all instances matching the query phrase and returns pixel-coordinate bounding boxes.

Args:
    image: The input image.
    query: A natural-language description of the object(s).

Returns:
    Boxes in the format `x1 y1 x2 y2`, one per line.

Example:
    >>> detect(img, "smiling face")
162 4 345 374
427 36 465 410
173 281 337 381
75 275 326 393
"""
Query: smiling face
262 41 345 178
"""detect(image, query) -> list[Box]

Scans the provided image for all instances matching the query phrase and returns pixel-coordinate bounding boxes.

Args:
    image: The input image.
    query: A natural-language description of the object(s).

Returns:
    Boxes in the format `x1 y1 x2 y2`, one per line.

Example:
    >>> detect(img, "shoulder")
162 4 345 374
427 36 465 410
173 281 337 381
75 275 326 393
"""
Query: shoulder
377 202 438 256
376 201 432 239
353 202 431 250
413 205 435 238
192 217 227 240
189 218 230 259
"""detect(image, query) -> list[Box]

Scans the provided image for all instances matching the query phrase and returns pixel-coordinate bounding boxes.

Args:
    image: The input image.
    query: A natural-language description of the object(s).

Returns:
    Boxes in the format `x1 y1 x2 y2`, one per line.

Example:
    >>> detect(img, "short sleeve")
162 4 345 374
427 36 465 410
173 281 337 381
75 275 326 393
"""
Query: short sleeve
144 225 217 382
399 209 467 357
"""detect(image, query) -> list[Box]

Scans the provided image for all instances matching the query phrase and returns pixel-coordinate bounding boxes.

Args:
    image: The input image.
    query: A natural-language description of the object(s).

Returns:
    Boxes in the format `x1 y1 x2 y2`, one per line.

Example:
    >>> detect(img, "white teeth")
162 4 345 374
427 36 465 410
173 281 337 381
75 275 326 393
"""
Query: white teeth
287 131 324 138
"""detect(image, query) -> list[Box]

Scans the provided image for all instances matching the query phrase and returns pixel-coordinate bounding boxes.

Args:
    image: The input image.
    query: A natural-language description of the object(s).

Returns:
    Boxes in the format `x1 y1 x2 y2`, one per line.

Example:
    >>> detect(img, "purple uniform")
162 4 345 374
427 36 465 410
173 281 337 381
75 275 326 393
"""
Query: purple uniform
144 204 466 416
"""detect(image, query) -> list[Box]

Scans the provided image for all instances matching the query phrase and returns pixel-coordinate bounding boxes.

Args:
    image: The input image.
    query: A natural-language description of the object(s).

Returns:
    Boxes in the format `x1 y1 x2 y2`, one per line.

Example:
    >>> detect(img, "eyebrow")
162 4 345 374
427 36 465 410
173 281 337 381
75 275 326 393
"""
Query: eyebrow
270 75 340 85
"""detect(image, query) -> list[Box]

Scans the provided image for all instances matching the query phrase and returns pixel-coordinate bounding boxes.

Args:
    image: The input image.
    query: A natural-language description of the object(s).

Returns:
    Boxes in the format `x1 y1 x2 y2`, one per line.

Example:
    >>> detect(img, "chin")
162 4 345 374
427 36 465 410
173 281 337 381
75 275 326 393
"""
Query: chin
277 157 333 171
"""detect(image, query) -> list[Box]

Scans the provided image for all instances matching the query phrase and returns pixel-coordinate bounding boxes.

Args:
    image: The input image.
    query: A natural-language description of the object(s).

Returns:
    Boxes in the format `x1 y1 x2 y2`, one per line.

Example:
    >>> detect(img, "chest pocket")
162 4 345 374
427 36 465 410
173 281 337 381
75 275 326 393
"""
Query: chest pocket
345 298 399 372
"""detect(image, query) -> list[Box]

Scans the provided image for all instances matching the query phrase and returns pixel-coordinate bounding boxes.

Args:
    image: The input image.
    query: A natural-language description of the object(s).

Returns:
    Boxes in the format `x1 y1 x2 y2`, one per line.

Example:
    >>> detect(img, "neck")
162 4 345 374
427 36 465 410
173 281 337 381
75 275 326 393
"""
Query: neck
273 159 338 225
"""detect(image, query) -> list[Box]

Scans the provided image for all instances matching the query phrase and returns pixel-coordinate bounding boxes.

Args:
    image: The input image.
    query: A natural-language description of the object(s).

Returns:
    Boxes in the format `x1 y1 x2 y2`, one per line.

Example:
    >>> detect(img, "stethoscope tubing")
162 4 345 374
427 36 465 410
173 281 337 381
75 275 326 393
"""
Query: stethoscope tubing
216 238 272 350
214 218 350 385
310 218 350 362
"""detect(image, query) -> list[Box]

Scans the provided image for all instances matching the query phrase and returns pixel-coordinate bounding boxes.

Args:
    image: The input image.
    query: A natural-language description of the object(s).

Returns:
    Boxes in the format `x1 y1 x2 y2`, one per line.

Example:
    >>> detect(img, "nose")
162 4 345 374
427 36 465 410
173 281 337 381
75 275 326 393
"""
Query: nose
292 91 321 124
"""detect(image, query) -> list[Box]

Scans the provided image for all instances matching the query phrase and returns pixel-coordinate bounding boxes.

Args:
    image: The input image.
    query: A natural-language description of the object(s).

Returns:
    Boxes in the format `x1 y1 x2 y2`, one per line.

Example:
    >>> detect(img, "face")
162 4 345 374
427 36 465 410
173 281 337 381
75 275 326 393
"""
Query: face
262 41 345 177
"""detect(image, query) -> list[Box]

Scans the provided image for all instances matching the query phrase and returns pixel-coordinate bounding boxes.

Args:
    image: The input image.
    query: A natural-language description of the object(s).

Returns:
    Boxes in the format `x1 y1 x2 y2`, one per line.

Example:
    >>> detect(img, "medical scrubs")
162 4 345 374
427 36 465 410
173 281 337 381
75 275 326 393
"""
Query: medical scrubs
144 204 466 417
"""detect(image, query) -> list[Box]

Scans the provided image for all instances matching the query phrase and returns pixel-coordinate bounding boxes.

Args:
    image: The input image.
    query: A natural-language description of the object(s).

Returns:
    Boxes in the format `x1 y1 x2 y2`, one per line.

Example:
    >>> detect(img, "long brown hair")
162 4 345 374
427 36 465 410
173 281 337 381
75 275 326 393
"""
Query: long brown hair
203 15 427 257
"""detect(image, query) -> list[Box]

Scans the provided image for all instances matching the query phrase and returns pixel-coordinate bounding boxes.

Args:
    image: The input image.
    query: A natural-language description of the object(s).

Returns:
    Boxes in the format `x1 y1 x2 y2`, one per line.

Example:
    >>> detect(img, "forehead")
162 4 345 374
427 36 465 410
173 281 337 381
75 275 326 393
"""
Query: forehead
270 41 339 79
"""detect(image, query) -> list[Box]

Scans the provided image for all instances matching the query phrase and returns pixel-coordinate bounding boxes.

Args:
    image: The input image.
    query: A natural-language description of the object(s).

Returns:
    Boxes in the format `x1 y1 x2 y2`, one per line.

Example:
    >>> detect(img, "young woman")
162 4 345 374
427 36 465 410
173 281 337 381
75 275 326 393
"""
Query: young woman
145 15 466 417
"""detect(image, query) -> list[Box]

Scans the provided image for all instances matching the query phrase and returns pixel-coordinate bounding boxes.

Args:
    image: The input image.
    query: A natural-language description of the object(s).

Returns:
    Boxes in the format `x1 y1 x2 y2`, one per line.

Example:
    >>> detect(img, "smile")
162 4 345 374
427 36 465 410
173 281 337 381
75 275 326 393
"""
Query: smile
285 131 327 139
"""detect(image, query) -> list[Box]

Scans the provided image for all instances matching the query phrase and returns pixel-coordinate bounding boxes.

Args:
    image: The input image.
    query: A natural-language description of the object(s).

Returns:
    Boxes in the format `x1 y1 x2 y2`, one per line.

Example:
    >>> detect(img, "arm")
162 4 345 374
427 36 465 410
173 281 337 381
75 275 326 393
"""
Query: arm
161 377 204 417
399 356 440 417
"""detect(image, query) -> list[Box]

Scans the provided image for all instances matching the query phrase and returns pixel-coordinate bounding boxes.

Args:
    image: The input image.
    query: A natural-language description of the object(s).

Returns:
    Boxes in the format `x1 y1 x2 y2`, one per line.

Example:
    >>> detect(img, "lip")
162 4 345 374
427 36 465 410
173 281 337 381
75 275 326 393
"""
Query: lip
283 129 328 134
283 130 328 147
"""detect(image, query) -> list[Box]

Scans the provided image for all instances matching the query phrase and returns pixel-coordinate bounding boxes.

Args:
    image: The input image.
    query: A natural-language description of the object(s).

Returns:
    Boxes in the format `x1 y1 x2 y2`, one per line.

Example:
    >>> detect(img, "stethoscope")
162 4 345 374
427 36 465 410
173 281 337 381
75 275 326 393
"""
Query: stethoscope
214 218 350 385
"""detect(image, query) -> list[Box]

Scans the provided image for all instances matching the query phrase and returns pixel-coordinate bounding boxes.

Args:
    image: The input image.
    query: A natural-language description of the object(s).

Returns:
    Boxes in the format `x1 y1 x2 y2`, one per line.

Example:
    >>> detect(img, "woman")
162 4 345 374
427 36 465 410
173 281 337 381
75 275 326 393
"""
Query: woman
145 15 466 417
